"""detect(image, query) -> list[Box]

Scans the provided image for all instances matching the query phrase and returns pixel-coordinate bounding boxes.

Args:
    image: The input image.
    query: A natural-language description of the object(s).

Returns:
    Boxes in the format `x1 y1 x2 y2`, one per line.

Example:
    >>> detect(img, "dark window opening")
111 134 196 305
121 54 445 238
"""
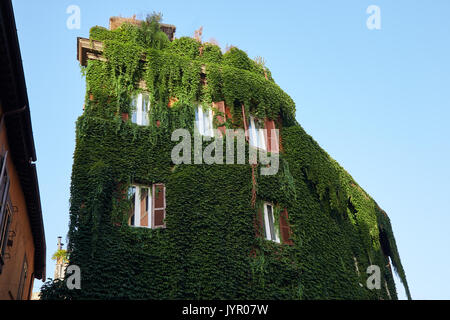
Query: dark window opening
379 228 392 258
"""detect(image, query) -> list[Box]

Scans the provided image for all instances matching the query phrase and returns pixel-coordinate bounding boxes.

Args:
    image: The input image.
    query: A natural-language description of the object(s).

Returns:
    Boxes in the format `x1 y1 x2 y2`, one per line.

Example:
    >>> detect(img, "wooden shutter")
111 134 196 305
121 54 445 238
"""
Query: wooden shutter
279 209 293 245
0 152 10 272
0 151 8 205
254 206 264 238
0 207 11 272
225 106 232 121
0 152 10 235
264 119 279 153
213 101 226 136
152 183 166 228
277 115 284 152
136 93 143 125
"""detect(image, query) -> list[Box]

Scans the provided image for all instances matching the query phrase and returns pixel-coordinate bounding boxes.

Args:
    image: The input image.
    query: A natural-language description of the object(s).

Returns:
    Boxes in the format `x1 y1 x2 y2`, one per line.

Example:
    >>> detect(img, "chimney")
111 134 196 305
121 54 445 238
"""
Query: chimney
108 16 176 41
57 236 63 251
54 236 67 280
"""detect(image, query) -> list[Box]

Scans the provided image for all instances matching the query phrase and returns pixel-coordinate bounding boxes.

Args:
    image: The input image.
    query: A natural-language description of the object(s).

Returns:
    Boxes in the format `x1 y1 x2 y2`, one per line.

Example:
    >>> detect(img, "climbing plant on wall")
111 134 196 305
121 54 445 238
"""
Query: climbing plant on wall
40 14 410 300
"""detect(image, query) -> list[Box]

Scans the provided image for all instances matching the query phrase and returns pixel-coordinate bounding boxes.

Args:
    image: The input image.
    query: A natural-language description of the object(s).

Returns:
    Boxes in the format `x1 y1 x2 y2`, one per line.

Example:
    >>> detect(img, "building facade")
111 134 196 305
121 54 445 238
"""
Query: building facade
42 16 409 299
0 0 46 300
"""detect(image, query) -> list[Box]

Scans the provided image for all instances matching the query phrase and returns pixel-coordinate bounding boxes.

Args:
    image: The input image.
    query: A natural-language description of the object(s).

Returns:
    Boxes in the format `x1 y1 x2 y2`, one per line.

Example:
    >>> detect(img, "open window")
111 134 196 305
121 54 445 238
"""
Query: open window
131 93 150 126
279 209 293 245
195 105 214 137
128 183 166 229
128 186 136 226
152 184 166 229
255 202 293 245
139 187 150 227
262 202 280 243
248 116 266 151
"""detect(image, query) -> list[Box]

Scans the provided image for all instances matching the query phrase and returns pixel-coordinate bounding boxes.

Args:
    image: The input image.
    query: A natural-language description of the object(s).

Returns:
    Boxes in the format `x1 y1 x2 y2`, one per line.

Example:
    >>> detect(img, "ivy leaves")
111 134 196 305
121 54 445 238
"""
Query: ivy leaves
88 21 296 123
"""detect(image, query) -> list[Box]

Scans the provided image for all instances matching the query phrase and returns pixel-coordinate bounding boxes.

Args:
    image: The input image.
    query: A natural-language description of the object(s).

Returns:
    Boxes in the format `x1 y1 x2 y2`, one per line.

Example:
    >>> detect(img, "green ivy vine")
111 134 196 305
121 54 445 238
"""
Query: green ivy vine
40 14 410 300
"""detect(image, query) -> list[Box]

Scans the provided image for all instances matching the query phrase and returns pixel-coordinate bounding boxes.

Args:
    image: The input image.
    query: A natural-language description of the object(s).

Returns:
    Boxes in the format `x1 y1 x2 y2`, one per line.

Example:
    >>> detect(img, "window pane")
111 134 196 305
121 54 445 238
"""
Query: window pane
197 106 208 136
142 94 149 112
204 109 213 137
140 188 149 227
195 108 200 132
128 186 136 226
263 209 268 240
204 110 210 136
131 96 138 124
258 127 266 150
142 94 150 126
267 204 275 241
209 110 214 136
251 119 266 150
249 118 257 147
196 107 203 135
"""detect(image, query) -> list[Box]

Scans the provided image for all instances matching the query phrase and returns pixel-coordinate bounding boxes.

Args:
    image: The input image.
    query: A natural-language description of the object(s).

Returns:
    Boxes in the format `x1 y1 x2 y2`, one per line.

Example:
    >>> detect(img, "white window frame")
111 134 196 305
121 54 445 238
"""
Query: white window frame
131 93 150 126
263 202 280 243
195 106 214 137
249 116 266 151
128 185 153 229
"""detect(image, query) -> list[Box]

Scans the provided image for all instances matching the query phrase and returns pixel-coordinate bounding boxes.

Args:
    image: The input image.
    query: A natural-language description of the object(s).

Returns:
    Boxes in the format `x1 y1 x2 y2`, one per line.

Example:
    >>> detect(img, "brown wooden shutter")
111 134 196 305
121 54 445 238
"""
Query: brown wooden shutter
254 206 264 238
277 115 284 152
0 151 9 206
264 119 279 153
0 152 11 272
280 209 293 245
121 113 129 122
0 207 11 272
152 183 166 228
213 101 226 136
225 106 232 121
0 152 10 228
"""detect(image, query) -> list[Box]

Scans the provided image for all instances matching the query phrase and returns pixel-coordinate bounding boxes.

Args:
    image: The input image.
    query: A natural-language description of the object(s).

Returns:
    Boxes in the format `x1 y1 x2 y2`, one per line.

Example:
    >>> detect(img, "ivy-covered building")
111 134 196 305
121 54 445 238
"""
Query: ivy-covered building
41 15 410 300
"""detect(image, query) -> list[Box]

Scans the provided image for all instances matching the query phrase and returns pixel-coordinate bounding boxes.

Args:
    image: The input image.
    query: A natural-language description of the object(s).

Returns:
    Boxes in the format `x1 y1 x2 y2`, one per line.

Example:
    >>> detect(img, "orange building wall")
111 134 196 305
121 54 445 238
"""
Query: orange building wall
0 106 36 300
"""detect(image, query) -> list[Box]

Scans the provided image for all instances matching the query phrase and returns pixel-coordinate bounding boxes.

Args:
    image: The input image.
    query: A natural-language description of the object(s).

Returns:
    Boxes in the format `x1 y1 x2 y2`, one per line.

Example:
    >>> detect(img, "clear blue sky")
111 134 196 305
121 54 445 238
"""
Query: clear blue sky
11 0 450 299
